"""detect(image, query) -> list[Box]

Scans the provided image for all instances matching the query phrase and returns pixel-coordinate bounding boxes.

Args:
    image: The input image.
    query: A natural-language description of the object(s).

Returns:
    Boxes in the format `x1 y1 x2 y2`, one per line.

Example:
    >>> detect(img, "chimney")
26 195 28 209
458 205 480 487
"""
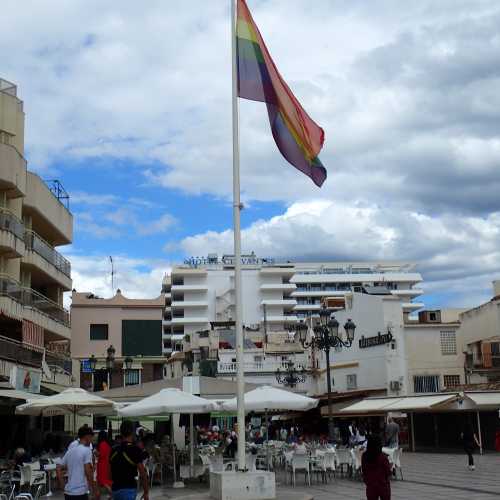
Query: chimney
494 280 500 298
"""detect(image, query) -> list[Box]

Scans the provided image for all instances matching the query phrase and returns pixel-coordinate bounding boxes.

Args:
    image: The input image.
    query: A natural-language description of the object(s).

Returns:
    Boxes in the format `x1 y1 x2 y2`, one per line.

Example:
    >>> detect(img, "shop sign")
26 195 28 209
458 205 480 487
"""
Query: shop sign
9 366 41 394
359 332 393 349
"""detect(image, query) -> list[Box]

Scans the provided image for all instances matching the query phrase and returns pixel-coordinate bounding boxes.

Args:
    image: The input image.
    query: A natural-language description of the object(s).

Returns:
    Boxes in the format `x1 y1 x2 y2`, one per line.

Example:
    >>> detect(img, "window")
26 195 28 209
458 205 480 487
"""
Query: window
346 374 357 390
414 375 440 393
125 369 140 386
429 312 437 321
90 324 108 341
440 331 457 355
443 375 460 388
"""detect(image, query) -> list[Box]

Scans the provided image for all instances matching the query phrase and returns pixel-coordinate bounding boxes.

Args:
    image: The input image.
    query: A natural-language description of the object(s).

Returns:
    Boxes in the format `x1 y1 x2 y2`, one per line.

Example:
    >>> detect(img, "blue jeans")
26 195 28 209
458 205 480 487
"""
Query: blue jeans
112 489 137 500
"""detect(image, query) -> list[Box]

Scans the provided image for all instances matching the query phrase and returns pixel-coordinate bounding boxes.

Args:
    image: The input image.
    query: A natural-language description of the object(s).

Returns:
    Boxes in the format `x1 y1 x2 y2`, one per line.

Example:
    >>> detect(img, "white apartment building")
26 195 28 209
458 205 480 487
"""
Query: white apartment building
162 254 296 356
162 255 425 356
292 261 424 320
308 293 463 398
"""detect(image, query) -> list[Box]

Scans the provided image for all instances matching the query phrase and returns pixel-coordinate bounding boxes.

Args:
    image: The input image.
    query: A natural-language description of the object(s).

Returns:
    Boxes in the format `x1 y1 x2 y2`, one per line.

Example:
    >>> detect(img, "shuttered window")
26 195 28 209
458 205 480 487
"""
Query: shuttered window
414 375 440 393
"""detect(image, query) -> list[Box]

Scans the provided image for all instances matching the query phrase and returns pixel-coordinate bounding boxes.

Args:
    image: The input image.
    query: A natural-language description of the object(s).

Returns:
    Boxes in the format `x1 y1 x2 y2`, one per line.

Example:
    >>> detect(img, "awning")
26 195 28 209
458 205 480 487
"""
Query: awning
466 392 500 407
340 397 400 414
383 394 456 411
0 390 46 401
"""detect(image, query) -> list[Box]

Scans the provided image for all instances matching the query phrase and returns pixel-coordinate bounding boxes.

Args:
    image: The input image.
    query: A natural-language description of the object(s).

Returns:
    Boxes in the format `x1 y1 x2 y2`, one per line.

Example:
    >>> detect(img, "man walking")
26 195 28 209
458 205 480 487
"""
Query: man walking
110 421 149 500
57 426 100 500
385 417 400 448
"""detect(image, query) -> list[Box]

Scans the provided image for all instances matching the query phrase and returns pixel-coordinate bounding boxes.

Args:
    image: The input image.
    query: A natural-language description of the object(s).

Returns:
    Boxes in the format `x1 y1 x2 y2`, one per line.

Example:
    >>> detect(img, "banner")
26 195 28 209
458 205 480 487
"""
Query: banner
10 365 41 394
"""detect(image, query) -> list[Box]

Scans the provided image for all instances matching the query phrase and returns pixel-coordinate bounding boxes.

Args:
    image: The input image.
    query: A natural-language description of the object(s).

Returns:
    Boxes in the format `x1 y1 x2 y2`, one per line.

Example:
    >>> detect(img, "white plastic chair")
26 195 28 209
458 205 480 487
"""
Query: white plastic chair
310 451 327 483
291 454 310 487
324 451 337 482
335 448 352 477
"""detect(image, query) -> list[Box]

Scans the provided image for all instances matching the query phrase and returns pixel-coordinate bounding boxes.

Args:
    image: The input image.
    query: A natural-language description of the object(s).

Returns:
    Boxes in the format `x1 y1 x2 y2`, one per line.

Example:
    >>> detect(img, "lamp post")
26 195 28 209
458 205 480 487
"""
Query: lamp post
295 306 356 442
275 360 307 389
105 345 116 389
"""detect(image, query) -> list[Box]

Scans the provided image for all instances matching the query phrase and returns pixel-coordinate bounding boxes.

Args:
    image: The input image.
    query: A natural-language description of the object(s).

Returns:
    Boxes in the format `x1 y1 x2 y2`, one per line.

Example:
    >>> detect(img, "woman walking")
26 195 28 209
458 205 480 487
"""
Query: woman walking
462 419 480 471
362 435 392 500
96 430 113 497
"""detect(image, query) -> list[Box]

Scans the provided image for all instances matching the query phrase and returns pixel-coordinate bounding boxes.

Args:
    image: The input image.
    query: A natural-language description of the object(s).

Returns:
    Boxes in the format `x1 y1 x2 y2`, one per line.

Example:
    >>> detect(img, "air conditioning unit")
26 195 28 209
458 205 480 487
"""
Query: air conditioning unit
390 380 401 391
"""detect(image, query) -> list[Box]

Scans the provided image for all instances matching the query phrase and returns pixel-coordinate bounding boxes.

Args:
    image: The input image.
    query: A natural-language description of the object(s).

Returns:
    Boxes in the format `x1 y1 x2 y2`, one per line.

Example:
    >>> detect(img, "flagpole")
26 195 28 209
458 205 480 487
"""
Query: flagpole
231 0 246 472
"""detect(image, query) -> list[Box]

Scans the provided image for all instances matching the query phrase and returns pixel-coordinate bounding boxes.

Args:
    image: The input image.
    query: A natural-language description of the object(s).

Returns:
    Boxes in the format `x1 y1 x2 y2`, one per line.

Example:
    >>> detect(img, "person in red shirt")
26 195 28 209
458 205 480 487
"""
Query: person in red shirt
96 431 112 498
362 435 392 500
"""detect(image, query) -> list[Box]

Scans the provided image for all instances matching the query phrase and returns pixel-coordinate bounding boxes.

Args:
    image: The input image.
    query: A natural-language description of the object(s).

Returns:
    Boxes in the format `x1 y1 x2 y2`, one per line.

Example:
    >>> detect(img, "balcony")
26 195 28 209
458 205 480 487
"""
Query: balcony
171 316 209 325
260 283 296 291
171 300 209 308
294 303 321 311
391 289 424 298
261 299 297 308
23 230 71 289
0 274 70 335
217 359 298 374
0 143 27 198
171 284 208 292
23 173 72 245
0 334 44 369
402 302 425 312
0 208 25 258
264 314 299 323
292 289 347 297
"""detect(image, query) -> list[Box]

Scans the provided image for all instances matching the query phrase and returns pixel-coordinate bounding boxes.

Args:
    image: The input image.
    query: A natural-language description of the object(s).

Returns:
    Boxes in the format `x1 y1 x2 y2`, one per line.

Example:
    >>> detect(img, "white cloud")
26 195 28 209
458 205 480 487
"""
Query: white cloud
178 200 500 308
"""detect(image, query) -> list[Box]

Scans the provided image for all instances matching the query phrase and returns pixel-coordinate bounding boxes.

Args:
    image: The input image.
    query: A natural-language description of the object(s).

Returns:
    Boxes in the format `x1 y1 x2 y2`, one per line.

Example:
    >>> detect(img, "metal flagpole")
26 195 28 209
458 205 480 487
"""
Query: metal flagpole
231 0 246 472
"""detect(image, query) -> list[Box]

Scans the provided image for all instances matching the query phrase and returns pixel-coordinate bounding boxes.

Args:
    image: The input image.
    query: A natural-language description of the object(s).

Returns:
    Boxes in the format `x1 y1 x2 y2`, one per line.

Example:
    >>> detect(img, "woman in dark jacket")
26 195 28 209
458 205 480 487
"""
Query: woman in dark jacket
362 435 392 500
462 419 480 470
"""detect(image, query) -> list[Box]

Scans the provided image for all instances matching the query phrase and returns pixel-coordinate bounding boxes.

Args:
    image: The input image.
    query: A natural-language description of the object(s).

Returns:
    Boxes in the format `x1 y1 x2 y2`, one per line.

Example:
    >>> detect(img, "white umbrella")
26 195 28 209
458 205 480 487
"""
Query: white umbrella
118 388 216 488
16 387 116 431
221 385 318 412
118 388 216 417
221 385 318 469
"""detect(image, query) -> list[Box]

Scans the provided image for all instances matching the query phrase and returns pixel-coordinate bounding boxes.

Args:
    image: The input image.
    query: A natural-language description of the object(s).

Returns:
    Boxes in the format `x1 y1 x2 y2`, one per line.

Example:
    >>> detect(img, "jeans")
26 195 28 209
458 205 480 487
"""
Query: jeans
464 444 474 466
112 489 137 500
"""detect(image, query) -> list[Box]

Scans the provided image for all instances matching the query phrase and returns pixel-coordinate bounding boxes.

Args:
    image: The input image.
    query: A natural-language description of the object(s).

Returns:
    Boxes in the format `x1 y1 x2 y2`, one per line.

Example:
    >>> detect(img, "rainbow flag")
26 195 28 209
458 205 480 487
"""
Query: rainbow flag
236 0 327 187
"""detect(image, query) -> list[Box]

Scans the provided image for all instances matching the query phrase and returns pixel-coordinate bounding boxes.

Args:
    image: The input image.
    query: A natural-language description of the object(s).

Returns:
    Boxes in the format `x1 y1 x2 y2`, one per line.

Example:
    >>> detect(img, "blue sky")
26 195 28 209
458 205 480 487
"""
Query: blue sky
2 0 500 306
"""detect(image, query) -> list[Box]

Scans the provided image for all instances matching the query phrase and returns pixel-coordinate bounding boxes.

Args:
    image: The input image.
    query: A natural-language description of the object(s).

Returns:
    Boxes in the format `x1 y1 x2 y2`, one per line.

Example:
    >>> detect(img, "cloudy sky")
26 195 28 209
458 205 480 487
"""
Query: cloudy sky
2 0 499 307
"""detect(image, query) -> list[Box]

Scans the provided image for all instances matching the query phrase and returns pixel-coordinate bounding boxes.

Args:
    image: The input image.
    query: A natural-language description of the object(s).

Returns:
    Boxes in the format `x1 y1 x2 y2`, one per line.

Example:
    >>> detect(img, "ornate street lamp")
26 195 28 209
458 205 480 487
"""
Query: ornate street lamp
296 306 356 442
124 356 134 371
275 360 307 388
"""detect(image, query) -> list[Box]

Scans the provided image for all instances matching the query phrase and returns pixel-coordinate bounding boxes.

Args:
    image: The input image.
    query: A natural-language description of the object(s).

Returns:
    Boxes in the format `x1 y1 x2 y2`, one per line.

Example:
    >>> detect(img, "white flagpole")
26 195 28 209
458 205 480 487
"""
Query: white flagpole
231 0 246 471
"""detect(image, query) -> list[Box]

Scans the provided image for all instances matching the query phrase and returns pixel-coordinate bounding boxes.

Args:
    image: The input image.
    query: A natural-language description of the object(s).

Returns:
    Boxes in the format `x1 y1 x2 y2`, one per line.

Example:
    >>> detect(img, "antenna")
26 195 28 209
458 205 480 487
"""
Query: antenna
109 256 114 294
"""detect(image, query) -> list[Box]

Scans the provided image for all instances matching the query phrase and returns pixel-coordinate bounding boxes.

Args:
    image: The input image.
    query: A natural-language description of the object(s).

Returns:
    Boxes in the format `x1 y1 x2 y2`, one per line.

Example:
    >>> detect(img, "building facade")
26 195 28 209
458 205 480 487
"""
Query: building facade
0 78 73 395
71 290 166 391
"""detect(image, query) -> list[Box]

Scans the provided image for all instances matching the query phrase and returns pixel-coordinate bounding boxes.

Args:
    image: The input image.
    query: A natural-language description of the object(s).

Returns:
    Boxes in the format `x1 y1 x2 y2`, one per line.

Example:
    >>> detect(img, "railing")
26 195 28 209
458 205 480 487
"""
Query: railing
0 334 44 368
0 208 24 240
0 274 70 326
45 350 72 375
24 230 71 277
217 360 296 374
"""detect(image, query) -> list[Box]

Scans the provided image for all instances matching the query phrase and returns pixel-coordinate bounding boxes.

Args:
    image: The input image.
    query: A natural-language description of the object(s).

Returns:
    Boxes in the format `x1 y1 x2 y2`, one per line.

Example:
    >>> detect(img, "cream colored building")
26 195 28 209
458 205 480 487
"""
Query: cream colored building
71 290 166 391
0 78 73 393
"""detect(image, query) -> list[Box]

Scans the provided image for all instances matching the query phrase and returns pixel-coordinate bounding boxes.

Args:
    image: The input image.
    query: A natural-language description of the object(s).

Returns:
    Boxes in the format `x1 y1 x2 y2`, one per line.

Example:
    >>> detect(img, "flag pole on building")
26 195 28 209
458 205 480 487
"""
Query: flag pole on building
231 0 246 472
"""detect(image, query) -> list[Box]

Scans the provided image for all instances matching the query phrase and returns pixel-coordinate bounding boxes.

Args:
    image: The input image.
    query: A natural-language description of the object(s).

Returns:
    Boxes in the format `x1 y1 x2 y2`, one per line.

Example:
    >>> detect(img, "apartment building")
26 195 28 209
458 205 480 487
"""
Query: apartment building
461 281 500 384
71 290 166 391
0 78 73 395
162 254 297 356
292 261 424 320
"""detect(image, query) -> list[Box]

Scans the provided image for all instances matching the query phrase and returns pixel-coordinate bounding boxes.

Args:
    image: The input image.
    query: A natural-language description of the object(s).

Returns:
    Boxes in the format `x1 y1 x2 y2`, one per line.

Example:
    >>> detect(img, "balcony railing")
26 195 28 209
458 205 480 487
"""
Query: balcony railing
24 230 71 277
45 350 72 375
0 334 44 368
0 274 70 326
217 360 296 374
0 208 24 240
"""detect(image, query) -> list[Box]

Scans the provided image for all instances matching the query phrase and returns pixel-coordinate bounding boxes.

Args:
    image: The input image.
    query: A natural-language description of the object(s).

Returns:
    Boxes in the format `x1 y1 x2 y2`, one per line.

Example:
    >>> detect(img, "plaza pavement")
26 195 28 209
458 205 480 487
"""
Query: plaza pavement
148 452 500 500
